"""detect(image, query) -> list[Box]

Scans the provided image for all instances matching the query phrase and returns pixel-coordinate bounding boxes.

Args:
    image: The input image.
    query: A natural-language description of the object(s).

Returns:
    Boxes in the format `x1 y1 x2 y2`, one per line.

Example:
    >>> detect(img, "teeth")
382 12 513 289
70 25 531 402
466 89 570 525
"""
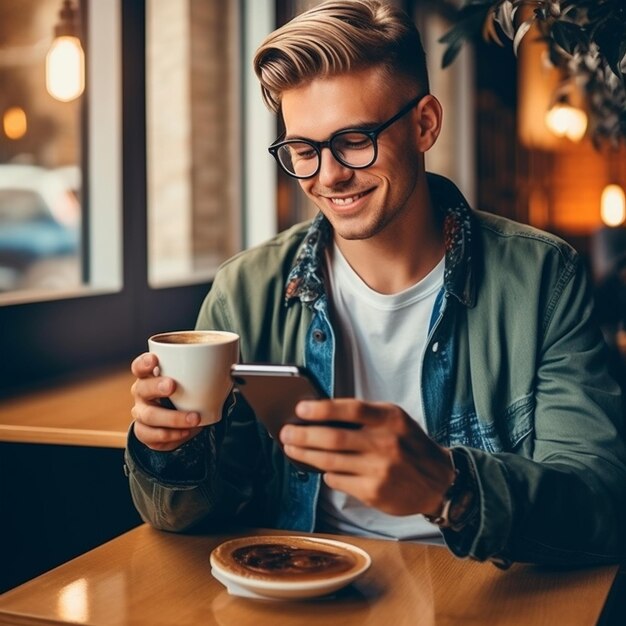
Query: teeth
330 192 364 206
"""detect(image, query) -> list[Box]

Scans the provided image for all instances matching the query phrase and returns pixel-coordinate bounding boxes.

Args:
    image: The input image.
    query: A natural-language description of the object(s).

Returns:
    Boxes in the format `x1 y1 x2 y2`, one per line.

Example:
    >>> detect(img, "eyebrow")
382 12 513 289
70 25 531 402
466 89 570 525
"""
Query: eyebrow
283 118 380 142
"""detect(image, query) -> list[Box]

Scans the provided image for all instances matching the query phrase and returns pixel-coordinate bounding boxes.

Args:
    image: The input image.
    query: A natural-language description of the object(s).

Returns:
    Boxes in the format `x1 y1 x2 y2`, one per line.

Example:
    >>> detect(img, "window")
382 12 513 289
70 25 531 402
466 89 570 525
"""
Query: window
0 0 278 393
0 0 122 305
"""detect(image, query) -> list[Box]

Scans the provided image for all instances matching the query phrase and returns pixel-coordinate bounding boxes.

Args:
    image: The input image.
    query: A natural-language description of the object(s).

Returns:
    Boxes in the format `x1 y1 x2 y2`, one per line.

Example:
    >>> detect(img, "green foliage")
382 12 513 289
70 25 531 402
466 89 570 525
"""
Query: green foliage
440 0 626 145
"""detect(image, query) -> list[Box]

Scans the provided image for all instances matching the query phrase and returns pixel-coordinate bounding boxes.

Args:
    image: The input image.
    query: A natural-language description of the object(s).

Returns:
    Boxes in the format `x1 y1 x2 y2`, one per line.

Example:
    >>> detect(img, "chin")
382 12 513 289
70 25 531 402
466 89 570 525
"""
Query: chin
333 220 387 242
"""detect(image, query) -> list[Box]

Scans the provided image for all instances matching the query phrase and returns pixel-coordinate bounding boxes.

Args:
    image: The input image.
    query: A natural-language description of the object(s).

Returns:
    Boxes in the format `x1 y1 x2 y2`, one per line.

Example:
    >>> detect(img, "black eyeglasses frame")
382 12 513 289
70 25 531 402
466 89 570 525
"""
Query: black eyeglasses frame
268 95 424 180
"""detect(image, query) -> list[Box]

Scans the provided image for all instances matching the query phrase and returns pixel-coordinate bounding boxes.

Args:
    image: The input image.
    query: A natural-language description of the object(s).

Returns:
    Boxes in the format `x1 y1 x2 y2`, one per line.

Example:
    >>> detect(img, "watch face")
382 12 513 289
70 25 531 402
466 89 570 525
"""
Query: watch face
447 450 478 530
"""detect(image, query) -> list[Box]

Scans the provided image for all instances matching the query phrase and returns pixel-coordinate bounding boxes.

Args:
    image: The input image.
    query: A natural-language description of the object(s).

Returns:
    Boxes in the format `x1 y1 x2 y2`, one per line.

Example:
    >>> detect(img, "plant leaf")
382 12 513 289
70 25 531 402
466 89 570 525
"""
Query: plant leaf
494 1 516 40
442 39 464 69
438 4 492 68
513 18 534 56
594 17 626 79
483 9 504 46
550 20 586 55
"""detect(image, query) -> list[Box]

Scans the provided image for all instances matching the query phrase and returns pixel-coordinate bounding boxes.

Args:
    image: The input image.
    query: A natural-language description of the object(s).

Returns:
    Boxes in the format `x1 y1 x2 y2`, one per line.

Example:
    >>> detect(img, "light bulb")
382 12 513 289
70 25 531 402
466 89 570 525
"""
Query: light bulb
46 35 85 102
545 102 587 142
2 106 27 139
601 184 626 227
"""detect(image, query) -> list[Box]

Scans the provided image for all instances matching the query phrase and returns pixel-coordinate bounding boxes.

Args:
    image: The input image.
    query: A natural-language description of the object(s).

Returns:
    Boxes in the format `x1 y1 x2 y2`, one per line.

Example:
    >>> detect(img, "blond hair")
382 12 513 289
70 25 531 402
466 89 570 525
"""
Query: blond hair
254 0 430 112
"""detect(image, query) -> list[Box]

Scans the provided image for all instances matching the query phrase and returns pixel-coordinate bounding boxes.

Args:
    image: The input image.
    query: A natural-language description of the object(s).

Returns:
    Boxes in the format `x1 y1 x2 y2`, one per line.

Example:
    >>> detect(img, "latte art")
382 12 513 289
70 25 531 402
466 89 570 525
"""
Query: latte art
232 543 355 577
211 535 370 584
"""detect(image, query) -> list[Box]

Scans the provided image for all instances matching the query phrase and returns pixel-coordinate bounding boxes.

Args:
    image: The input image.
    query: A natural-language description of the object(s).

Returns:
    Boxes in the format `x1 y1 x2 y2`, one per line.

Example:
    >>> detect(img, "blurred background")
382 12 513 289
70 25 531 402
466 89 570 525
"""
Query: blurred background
0 0 624 392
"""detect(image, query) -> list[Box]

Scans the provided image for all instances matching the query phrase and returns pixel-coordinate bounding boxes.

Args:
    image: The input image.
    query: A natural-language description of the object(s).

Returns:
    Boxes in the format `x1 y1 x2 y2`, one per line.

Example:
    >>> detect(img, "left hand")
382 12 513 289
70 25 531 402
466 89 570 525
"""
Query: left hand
279 398 455 516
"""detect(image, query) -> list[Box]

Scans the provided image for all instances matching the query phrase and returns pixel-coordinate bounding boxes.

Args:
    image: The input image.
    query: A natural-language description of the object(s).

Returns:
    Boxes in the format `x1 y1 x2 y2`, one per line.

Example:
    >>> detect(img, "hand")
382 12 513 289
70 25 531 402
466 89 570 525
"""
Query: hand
279 398 455 516
130 353 203 451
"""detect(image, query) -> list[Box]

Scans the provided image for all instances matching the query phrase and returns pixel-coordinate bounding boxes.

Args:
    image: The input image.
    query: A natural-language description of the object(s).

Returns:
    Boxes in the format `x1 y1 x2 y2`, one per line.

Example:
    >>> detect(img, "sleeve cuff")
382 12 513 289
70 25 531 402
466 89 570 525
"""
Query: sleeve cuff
127 424 213 485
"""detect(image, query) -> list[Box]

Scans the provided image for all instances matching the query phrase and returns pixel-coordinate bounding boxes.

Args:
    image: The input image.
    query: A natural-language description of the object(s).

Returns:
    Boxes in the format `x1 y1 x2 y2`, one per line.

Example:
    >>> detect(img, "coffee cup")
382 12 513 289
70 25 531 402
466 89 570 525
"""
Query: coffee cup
148 330 239 426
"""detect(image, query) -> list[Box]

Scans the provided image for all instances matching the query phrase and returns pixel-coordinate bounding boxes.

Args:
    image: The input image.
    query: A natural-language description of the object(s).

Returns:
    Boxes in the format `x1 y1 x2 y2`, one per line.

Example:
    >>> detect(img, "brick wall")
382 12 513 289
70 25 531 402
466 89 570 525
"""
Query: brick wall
147 0 239 285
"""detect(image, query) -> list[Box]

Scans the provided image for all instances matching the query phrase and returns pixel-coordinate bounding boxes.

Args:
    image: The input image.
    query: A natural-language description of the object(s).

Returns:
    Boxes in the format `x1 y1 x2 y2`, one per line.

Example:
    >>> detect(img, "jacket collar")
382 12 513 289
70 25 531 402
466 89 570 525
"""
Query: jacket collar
284 173 476 308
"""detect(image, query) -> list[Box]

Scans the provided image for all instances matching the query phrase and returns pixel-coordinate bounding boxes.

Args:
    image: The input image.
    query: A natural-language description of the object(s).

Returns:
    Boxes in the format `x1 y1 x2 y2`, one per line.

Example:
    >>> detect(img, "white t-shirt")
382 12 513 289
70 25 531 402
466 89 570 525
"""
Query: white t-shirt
316 243 445 540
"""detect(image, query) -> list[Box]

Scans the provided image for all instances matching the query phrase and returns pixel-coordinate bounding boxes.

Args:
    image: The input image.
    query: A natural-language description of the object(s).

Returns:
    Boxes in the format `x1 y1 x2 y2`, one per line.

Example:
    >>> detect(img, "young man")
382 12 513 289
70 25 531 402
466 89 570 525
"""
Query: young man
126 0 626 566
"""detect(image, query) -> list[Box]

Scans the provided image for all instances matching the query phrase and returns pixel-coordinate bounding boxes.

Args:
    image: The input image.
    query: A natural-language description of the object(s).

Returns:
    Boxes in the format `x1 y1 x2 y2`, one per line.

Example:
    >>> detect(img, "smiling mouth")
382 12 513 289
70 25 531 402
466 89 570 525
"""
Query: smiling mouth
328 189 373 206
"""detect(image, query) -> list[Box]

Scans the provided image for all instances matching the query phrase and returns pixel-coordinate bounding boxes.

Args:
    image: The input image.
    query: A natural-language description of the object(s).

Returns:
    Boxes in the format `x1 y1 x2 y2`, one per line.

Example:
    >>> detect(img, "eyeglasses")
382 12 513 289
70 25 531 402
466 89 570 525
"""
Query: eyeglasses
268 95 423 179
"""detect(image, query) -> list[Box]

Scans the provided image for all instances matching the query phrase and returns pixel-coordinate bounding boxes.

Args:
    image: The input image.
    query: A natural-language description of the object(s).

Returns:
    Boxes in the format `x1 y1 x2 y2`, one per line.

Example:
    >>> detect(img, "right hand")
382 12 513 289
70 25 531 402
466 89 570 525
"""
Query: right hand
130 353 203 451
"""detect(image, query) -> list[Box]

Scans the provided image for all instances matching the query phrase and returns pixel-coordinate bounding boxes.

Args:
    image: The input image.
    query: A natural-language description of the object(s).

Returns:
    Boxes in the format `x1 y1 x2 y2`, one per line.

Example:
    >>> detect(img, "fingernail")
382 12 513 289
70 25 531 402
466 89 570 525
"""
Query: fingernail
186 412 200 426
280 426 293 443
158 380 171 393
296 401 312 417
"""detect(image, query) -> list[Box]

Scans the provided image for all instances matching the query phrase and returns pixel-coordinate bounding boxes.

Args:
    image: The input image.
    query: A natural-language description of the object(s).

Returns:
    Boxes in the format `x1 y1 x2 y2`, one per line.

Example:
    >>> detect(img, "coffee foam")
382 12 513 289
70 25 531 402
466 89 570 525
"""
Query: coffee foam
211 536 367 582
151 331 234 345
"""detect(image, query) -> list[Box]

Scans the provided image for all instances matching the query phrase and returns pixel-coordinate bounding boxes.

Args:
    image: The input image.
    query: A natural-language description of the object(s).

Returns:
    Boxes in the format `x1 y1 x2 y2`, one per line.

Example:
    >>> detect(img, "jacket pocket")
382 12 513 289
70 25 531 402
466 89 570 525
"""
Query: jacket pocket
435 394 534 453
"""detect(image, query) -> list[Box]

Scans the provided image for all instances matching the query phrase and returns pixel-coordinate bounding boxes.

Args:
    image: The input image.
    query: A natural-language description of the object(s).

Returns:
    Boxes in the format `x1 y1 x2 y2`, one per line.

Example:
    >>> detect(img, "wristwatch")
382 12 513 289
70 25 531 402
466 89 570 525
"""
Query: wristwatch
424 448 479 532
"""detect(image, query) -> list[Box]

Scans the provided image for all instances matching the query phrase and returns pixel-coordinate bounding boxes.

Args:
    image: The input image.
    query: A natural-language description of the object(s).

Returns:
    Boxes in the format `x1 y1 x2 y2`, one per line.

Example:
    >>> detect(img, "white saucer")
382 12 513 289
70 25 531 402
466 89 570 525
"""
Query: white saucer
210 536 371 600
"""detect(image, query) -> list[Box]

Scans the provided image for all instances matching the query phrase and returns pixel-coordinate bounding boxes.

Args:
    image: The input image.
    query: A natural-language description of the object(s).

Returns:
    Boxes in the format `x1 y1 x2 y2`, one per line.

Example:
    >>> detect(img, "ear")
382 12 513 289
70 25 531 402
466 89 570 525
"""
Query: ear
414 95 443 152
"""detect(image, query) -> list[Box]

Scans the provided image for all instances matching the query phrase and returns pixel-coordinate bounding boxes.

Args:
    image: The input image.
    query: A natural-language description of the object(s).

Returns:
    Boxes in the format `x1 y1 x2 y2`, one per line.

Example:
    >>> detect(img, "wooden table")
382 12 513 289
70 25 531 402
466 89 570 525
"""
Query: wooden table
0 525 618 626
0 367 134 448
0 367 140 593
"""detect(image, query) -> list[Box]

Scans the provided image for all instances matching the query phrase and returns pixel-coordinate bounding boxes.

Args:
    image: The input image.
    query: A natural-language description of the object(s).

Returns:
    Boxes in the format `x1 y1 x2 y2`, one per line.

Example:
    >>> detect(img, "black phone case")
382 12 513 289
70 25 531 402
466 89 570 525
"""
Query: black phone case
230 364 354 473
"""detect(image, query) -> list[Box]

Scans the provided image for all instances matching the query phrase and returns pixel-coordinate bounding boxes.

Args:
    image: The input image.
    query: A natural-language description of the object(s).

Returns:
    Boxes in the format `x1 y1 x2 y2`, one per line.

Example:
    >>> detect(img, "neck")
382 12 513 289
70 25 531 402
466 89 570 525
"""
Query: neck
334 196 444 295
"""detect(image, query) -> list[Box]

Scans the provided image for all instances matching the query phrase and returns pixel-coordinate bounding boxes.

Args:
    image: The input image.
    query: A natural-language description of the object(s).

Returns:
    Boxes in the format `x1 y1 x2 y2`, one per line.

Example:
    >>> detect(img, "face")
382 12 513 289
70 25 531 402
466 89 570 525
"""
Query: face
280 68 440 243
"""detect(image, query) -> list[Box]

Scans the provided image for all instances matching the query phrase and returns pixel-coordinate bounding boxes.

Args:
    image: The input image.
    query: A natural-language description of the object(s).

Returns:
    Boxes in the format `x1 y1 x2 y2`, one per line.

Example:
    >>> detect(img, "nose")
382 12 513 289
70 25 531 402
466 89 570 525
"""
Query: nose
317 147 353 187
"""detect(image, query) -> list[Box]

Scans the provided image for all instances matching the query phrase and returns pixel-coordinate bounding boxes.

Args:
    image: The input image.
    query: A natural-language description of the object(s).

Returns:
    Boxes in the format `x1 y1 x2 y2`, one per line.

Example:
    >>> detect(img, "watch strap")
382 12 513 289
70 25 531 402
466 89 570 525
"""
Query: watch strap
424 448 479 532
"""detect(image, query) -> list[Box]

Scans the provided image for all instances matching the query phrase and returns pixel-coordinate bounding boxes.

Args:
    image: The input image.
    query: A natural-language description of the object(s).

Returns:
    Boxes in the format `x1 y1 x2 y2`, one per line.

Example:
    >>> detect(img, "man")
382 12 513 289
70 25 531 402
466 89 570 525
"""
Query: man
126 0 626 566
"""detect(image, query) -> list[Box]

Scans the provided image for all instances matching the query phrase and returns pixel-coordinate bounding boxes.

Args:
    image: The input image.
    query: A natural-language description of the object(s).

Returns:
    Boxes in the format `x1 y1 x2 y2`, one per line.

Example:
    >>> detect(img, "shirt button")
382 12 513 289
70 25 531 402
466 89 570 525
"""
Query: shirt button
312 329 326 342
296 471 309 481
432 342 439 353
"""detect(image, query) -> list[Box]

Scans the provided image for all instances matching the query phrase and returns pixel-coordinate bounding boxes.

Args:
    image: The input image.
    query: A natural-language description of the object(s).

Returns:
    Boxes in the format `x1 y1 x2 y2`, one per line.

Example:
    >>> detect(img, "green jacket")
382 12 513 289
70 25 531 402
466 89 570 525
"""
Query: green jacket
126 174 626 565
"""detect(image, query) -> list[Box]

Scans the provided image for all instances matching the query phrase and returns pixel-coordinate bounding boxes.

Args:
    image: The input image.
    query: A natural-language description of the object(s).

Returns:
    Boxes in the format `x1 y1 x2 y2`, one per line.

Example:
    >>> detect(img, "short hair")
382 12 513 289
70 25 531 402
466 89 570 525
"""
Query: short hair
254 0 430 113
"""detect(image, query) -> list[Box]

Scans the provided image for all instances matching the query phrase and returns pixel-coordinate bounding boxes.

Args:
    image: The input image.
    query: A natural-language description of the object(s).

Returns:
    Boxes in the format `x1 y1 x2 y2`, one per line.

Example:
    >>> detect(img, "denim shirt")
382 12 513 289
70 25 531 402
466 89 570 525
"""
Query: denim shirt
126 174 626 565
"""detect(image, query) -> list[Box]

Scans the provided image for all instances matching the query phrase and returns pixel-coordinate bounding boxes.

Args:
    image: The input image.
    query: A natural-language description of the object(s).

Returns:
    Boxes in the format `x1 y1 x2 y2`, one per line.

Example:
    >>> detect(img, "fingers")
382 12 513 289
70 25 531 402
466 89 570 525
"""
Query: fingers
281 399 416 467
133 421 203 452
284 398 397 473
295 398 404 427
130 351 202 451
280 398 453 514
130 353 176 404
131 400 199 430
132 375 176 404
283 443 372 474
131 400 202 451
131 352 159 378
283 399 414 452
281 421 366 453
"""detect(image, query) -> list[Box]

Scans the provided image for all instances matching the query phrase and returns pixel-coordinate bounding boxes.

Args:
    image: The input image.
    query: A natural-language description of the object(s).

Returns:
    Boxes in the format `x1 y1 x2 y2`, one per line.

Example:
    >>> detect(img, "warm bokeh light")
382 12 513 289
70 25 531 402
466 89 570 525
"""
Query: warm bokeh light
545 103 588 142
2 106 27 139
601 184 626 227
45 35 85 102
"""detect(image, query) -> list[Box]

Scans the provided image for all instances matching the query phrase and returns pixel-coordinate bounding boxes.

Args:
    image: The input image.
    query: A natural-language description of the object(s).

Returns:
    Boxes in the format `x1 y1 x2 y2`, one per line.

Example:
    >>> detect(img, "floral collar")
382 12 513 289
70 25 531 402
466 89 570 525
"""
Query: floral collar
284 173 476 308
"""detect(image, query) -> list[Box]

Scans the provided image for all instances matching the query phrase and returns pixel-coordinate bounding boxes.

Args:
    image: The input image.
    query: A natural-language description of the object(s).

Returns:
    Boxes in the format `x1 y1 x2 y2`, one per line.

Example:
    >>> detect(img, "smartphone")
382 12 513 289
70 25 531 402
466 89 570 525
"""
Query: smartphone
230 364 358 472
230 364 328 440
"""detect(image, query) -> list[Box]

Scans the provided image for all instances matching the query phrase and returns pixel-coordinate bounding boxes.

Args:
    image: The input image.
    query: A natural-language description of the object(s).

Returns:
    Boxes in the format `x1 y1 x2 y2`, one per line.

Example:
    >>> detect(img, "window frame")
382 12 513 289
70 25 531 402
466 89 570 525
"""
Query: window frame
0 0 211 394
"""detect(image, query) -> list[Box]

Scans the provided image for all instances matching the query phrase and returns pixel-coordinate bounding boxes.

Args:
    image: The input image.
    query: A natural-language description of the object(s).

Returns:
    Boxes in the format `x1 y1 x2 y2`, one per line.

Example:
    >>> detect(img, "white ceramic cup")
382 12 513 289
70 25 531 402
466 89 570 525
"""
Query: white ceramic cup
148 330 239 426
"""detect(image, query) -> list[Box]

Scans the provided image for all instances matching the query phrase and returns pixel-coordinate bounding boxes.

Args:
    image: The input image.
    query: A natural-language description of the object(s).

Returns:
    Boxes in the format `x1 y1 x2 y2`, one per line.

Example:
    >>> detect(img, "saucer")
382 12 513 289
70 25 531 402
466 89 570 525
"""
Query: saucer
210 535 371 600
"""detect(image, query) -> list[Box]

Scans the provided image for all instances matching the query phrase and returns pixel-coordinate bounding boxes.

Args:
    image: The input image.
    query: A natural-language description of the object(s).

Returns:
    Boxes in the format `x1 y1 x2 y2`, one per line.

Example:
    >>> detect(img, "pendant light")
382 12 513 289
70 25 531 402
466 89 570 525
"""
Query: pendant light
45 0 85 102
